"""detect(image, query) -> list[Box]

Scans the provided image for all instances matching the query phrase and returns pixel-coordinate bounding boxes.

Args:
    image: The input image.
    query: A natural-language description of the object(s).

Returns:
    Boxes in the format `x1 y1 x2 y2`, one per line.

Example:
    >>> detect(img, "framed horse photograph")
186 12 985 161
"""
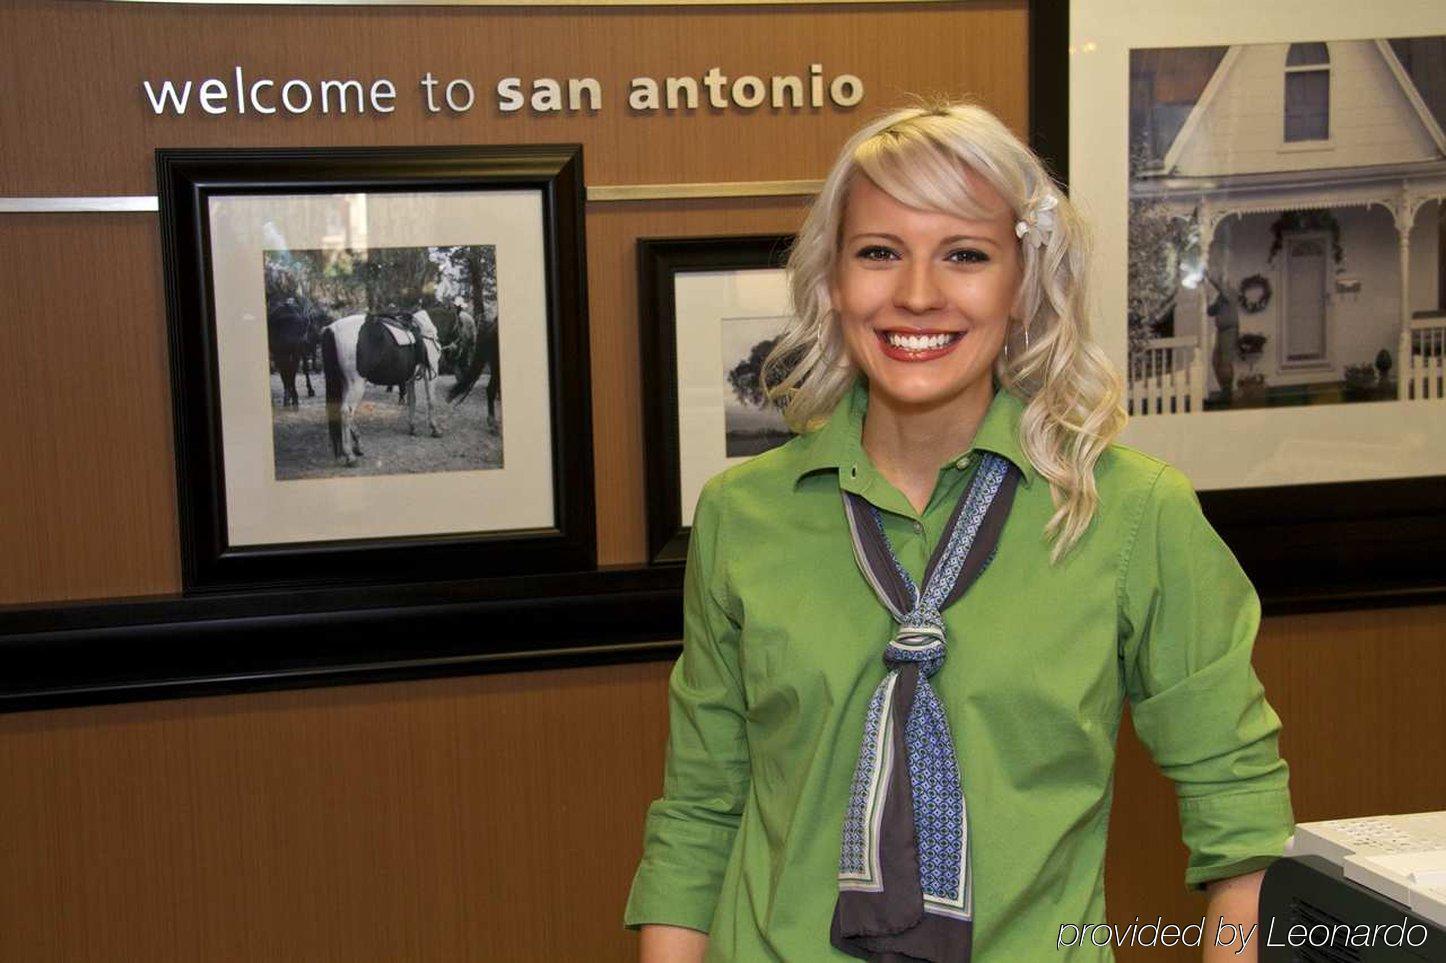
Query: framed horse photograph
638 234 796 565
157 145 594 593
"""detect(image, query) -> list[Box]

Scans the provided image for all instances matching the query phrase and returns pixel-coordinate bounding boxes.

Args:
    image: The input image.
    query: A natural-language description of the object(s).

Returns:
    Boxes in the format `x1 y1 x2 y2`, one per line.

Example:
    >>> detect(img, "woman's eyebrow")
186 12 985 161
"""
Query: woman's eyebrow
940 233 1000 248
846 231 1000 248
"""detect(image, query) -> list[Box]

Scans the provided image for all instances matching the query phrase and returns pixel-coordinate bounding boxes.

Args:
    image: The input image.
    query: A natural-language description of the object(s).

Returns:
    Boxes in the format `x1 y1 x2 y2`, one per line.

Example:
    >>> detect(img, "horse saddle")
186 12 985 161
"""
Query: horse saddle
357 313 428 387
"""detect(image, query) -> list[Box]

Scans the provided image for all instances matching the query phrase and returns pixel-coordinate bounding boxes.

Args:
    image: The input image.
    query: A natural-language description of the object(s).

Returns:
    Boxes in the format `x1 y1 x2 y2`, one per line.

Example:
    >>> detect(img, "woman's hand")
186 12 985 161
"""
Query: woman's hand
1202 869 1265 962
639 923 708 963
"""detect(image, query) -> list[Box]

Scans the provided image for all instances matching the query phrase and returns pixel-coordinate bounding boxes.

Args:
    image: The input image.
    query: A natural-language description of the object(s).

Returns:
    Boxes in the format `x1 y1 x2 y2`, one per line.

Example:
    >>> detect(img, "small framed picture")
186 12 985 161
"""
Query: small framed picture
638 235 795 564
157 145 594 592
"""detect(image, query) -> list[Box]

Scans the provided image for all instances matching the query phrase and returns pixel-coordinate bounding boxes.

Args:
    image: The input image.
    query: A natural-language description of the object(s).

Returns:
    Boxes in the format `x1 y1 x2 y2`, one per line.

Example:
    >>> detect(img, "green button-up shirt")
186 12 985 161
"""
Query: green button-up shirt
624 374 1293 961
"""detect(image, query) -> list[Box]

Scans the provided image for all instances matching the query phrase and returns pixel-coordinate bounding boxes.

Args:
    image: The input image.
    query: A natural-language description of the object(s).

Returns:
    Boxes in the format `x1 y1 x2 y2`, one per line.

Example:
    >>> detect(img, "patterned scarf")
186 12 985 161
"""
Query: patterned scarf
830 452 1021 962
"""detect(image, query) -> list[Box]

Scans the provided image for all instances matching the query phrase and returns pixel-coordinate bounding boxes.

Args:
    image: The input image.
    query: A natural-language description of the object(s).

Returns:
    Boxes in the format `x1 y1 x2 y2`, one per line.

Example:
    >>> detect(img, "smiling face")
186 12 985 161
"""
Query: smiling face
829 170 1023 411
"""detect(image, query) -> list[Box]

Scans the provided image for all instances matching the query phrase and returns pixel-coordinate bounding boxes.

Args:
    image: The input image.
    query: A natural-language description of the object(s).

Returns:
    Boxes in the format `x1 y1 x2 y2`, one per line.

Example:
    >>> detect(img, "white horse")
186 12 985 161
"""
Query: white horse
320 309 443 467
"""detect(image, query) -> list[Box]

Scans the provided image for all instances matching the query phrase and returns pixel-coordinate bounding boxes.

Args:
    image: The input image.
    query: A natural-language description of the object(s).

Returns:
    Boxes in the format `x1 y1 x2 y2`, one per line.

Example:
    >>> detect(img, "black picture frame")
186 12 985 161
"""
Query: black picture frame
1054 11 1446 605
639 234 796 565
156 145 595 593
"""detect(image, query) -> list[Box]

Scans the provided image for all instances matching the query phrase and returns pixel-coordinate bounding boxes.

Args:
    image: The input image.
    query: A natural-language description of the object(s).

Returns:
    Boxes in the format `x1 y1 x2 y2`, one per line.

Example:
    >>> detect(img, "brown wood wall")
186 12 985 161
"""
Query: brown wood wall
1 2 1442 960
1 604 1442 961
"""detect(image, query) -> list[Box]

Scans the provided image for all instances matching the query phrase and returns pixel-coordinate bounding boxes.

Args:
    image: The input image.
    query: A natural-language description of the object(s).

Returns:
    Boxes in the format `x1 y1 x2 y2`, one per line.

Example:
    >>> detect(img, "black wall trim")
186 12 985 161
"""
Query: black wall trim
0 566 681 713
3 551 1443 714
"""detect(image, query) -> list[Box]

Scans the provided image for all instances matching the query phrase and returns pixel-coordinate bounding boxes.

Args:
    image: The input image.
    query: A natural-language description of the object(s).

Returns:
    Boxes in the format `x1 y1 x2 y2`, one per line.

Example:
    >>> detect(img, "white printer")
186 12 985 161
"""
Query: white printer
1260 812 1446 961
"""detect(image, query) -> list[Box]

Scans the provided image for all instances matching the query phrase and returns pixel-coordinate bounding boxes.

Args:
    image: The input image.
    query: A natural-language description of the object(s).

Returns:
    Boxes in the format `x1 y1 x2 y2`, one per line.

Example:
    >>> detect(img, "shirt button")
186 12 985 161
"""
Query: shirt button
955 454 972 469
849 464 858 478
912 521 924 535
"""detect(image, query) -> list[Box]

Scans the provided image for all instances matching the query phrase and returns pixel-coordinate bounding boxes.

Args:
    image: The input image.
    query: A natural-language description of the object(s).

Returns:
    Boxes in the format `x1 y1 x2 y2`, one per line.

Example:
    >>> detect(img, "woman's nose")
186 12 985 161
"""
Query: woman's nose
894 260 947 313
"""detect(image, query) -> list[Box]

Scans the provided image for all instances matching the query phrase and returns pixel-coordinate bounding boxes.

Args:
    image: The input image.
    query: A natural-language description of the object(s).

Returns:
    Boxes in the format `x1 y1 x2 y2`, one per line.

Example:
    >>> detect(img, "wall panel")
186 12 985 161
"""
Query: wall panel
1 603 1441 961
0 215 181 602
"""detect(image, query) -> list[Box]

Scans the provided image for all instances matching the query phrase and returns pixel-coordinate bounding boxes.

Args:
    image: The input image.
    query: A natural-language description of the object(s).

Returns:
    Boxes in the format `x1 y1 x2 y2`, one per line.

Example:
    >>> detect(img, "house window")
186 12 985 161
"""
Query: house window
1284 42 1330 142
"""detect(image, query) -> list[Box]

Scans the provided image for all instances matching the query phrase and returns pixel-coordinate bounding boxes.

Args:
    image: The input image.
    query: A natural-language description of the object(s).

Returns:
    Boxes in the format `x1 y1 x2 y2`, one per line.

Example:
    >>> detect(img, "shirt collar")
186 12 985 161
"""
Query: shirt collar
789 374 1036 489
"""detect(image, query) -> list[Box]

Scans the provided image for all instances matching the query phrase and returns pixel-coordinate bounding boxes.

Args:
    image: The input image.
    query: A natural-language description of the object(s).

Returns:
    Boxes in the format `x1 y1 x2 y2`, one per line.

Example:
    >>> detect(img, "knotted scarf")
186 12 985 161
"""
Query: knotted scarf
830 451 1022 962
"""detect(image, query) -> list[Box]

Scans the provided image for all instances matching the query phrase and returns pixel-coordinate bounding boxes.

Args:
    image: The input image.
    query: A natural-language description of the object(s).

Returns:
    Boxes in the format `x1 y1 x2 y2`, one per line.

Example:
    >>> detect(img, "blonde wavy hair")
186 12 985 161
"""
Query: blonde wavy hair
762 98 1127 564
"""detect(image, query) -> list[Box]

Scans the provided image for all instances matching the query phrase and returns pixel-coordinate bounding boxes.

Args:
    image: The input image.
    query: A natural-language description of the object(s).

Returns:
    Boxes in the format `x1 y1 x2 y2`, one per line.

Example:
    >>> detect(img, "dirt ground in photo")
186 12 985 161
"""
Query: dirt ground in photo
269 370 501 480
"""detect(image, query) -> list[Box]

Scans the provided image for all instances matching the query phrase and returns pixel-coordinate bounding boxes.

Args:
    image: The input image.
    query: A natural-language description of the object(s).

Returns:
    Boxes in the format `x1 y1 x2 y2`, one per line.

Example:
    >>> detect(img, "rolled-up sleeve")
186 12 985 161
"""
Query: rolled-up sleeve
623 474 751 932
1117 464 1295 891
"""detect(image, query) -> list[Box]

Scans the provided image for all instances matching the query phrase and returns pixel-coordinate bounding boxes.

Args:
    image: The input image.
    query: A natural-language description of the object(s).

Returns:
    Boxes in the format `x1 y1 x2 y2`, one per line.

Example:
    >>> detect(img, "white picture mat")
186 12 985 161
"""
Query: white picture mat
208 189 555 546
1071 0 1446 490
674 268 794 527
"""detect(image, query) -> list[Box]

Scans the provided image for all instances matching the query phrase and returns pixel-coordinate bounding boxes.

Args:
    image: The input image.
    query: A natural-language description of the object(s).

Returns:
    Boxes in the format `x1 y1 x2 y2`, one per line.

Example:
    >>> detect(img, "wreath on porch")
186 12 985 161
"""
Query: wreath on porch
1238 274 1271 314
1267 210 1345 267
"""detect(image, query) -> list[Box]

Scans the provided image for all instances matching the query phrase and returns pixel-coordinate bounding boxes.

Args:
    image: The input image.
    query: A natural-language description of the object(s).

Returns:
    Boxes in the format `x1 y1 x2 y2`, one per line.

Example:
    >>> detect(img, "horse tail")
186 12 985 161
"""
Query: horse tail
447 318 495 404
322 326 343 456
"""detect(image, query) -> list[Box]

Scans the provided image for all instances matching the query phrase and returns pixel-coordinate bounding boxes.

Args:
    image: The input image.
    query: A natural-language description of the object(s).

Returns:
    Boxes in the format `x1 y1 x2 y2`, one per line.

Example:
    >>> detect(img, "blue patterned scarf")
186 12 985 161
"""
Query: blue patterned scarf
830 452 1021 962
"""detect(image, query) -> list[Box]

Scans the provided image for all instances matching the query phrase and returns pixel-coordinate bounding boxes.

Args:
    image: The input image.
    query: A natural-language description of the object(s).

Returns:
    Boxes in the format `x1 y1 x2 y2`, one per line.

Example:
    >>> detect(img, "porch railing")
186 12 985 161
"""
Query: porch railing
1128 336 1202 416
1401 312 1446 401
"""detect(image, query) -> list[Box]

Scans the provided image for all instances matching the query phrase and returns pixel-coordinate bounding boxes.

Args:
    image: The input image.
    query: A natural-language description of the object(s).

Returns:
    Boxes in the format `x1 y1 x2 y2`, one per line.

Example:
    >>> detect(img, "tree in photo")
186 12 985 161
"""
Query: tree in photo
360 246 434 312
1127 137 1199 360
727 336 789 413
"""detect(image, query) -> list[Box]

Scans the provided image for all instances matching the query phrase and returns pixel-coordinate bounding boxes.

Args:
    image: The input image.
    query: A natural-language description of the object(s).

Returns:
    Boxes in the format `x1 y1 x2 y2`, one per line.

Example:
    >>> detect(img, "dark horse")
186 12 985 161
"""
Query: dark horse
446 304 501 423
267 296 330 407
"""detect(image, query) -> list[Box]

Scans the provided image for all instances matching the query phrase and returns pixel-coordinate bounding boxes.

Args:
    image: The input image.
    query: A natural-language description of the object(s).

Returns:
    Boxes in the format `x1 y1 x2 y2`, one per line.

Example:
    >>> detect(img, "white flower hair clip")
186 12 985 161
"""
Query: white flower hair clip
1014 190 1060 248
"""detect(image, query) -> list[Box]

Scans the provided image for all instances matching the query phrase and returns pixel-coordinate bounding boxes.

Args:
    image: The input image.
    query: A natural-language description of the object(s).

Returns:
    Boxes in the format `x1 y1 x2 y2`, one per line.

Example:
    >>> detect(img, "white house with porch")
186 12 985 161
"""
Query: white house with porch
1129 38 1446 414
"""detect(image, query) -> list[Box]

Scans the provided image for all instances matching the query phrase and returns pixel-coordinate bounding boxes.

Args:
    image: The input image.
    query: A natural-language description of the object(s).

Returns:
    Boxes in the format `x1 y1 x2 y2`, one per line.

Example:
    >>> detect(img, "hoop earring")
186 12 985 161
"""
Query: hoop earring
1003 317 1031 365
825 346 853 371
822 309 854 371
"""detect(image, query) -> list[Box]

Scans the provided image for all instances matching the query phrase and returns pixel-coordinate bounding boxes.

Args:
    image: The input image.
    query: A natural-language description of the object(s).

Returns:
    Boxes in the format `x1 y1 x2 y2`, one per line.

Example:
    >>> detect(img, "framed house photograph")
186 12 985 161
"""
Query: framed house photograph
157 145 594 592
638 235 796 564
1068 1 1446 605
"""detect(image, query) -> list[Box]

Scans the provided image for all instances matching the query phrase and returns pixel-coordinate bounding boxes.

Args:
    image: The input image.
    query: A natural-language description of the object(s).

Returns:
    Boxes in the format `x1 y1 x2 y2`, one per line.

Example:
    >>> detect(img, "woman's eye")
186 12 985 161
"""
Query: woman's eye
947 248 989 264
855 245 897 261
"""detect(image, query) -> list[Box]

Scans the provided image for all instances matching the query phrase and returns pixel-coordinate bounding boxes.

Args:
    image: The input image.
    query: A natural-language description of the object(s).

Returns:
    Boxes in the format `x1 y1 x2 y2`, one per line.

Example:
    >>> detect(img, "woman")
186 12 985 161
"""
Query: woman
624 101 1293 962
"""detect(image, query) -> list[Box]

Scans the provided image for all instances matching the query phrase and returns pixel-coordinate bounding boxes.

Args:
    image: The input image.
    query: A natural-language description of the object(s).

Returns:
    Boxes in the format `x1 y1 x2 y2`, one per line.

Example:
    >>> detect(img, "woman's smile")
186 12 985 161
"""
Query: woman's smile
875 327 968 362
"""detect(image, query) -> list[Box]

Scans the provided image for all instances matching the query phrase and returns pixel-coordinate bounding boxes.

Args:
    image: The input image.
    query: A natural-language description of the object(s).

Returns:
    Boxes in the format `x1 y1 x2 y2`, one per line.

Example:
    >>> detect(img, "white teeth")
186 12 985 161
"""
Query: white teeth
884 331 959 351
